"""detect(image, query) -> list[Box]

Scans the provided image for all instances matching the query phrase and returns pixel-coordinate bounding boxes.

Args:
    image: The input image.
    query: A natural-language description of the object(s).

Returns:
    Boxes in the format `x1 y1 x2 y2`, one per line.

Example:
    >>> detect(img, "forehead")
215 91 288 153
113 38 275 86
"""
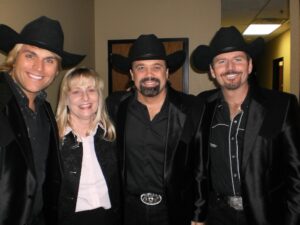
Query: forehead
19 44 59 58
132 59 166 66
213 51 248 60
69 76 96 88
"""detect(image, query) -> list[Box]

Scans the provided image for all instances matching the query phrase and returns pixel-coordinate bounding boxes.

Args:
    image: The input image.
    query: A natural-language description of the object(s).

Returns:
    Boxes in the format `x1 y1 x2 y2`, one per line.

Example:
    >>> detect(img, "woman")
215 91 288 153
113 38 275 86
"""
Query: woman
56 67 121 225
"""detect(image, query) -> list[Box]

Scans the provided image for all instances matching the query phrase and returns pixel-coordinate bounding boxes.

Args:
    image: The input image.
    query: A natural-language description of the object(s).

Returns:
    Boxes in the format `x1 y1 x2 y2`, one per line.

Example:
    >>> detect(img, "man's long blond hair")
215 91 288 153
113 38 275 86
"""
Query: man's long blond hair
0 44 23 72
56 67 116 141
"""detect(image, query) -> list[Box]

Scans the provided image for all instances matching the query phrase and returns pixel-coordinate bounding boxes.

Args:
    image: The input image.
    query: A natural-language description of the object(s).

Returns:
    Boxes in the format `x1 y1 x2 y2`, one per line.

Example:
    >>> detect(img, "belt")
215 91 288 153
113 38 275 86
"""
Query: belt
140 193 163 206
226 196 243 211
212 193 244 211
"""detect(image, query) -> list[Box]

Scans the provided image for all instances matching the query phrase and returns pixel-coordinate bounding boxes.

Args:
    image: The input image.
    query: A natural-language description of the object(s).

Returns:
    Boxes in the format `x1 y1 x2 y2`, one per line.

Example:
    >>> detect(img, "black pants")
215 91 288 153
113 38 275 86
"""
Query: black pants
124 194 169 225
206 193 248 225
61 207 118 225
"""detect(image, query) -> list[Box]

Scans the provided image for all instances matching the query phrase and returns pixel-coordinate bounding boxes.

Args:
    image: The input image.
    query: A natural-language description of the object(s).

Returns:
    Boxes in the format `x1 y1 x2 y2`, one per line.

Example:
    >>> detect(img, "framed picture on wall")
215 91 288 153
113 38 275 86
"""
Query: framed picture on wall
107 38 189 94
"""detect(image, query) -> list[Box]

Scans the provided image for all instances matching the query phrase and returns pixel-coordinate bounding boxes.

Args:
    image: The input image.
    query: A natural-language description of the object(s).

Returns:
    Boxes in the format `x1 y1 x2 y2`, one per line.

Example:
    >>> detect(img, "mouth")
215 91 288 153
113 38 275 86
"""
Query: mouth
78 103 92 109
225 73 238 80
141 77 160 87
221 71 242 81
28 73 43 80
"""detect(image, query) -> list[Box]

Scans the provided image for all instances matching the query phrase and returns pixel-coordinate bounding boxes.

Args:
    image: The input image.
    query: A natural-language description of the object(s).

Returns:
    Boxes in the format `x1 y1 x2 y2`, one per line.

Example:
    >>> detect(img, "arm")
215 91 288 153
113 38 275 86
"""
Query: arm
191 100 208 223
282 95 300 225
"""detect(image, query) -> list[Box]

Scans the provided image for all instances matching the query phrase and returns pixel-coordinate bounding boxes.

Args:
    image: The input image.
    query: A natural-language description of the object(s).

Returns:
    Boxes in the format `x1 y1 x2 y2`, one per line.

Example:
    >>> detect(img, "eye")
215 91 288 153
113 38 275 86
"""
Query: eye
88 88 96 93
70 90 81 95
233 57 245 63
45 58 55 64
153 65 163 71
25 53 34 59
135 65 145 72
216 59 226 65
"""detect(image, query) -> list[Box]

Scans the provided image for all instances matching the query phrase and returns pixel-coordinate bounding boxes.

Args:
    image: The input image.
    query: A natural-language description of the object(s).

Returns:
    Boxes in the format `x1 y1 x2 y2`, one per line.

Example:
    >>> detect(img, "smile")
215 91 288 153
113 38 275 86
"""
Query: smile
28 73 43 80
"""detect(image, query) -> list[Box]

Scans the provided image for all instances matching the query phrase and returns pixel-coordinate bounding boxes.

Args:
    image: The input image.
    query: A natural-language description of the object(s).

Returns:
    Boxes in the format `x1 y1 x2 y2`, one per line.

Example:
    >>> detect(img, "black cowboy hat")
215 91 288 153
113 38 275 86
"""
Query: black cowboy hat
0 16 85 68
191 26 264 71
110 34 186 74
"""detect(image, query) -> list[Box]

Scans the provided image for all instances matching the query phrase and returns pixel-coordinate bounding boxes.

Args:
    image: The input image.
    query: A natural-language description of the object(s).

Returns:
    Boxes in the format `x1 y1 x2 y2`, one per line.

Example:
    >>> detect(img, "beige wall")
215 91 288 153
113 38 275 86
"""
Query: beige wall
257 0 300 99
257 30 291 92
94 0 221 97
0 0 95 109
290 0 300 99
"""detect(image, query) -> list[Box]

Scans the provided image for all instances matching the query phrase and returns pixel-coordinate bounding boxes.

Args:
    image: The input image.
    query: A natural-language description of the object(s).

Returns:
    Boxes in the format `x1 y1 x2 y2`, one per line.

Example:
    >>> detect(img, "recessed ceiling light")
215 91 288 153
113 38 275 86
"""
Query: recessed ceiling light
243 24 281 35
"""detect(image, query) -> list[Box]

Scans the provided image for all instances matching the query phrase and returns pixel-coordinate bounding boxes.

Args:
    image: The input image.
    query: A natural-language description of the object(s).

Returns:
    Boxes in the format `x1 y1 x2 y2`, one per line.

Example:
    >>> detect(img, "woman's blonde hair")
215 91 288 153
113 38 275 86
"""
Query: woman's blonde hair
56 67 116 141
0 43 62 72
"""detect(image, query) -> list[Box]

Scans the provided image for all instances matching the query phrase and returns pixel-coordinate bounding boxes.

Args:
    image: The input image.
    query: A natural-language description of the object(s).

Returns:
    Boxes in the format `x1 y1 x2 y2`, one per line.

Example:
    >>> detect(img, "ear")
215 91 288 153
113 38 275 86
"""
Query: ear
166 68 169 79
248 58 253 74
130 69 134 80
209 65 216 79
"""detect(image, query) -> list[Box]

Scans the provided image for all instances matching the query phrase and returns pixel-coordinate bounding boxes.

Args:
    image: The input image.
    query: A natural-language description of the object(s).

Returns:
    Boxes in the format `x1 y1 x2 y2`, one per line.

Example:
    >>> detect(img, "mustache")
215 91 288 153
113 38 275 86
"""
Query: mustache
140 77 160 83
220 70 242 77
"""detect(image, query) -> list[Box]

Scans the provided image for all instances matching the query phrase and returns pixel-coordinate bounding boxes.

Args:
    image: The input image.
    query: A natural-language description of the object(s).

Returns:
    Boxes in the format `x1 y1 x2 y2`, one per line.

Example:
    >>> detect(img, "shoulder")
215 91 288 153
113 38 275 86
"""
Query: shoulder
253 87 298 109
105 91 133 119
196 89 219 101
168 87 196 107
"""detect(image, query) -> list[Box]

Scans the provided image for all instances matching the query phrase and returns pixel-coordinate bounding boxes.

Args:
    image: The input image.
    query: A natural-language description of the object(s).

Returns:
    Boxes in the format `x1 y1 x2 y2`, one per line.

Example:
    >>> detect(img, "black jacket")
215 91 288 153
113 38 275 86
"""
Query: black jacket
0 73 62 225
58 126 121 224
198 86 300 225
106 87 207 224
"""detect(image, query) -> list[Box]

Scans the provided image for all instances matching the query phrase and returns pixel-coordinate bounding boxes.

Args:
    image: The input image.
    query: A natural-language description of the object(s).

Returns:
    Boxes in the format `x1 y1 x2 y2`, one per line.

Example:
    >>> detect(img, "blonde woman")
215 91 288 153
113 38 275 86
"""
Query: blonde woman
56 67 121 225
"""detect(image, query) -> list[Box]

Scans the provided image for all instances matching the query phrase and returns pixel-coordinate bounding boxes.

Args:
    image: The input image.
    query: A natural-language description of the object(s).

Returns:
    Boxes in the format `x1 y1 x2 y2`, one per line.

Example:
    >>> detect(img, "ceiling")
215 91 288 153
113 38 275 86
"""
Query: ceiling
222 0 290 42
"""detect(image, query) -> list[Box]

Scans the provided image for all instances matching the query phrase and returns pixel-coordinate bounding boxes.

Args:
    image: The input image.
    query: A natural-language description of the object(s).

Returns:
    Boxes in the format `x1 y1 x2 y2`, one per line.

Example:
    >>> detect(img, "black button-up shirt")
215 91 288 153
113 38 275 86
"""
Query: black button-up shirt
210 92 250 196
125 94 169 194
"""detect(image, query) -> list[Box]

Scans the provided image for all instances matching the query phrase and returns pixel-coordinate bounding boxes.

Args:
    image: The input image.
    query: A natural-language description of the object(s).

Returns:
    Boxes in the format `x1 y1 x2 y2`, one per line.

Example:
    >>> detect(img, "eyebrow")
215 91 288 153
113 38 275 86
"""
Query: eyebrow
21 49 58 60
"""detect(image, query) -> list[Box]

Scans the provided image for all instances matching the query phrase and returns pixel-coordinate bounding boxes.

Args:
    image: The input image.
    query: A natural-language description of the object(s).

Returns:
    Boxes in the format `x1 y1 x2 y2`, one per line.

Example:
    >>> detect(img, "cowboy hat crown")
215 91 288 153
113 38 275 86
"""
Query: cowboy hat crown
192 26 264 71
111 34 186 74
0 16 85 68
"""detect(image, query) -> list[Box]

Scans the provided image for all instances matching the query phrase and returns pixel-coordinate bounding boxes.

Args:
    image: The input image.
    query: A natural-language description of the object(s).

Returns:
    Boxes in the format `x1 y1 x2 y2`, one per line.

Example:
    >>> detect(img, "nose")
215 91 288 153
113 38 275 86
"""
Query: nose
227 60 235 70
33 58 43 71
82 91 89 100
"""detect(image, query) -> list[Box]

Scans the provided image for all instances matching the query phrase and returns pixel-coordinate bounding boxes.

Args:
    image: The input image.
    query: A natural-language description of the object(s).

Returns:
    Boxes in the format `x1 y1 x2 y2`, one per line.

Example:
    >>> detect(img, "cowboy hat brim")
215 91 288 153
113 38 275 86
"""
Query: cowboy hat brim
111 50 186 74
0 24 85 68
191 37 265 72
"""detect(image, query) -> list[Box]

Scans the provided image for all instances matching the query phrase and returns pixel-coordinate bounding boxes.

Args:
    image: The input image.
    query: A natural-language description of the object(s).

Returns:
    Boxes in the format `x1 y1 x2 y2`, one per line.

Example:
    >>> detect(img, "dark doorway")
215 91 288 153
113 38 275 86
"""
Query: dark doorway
272 57 284 91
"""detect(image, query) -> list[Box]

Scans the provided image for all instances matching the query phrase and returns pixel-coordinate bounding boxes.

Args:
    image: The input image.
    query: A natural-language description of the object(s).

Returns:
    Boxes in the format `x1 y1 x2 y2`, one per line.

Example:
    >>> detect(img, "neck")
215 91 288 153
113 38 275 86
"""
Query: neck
222 84 249 105
69 116 93 137
222 84 249 120
137 89 167 120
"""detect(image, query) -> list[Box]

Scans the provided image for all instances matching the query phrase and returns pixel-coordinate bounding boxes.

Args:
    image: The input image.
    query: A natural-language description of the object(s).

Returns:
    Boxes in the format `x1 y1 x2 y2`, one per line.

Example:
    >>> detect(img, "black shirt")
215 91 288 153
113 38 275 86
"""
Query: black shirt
210 92 250 196
125 93 169 194
5 73 50 218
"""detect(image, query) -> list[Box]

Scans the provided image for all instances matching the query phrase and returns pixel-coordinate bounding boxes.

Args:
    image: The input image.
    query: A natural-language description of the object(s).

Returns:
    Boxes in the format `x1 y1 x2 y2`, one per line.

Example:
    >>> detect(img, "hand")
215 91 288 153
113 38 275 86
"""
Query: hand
191 221 205 225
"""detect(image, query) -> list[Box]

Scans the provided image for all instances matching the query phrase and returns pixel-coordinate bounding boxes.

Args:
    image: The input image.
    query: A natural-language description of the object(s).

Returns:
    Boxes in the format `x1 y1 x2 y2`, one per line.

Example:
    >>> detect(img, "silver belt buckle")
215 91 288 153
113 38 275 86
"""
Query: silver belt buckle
228 196 243 210
140 193 162 205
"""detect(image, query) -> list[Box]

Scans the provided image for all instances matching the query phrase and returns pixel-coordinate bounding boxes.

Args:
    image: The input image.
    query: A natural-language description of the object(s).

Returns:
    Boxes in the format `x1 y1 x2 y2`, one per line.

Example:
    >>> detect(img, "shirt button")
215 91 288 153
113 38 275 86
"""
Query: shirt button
234 120 237 123
233 173 237 177
231 137 235 141
232 155 236 158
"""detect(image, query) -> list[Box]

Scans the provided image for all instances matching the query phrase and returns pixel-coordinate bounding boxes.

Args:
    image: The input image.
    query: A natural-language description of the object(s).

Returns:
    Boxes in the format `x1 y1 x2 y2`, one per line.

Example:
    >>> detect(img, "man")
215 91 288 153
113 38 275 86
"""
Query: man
0 16 84 225
192 26 300 225
107 34 206 225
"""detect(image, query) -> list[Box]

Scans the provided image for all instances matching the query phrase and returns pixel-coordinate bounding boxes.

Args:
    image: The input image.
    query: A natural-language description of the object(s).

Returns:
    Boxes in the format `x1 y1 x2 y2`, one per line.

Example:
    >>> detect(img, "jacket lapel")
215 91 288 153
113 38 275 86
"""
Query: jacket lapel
7 89 35 176
117 96 131 180
242 97 265 173
164 102 186 179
